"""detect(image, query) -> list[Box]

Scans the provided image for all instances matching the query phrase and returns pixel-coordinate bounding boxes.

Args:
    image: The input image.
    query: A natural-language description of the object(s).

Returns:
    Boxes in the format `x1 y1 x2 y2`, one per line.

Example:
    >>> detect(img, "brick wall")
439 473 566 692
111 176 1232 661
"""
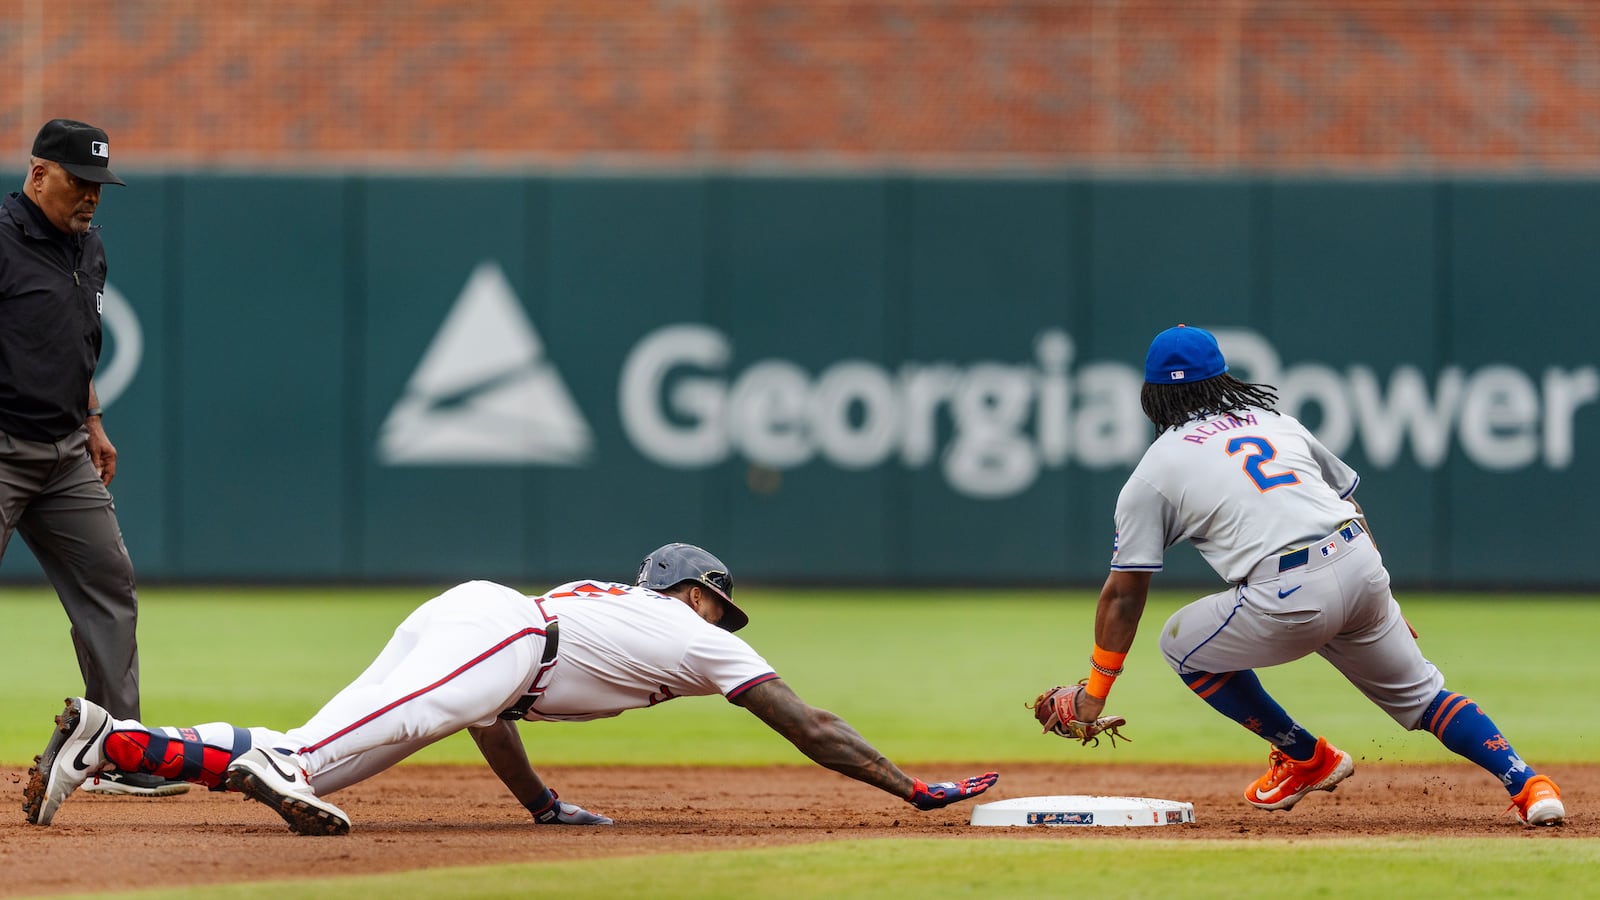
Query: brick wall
2 1 1596 172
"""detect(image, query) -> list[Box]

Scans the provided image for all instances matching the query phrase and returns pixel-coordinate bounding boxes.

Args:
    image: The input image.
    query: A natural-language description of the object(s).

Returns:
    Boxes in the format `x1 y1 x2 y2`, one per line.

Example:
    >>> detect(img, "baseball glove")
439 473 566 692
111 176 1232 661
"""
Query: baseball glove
1030 680 1131 747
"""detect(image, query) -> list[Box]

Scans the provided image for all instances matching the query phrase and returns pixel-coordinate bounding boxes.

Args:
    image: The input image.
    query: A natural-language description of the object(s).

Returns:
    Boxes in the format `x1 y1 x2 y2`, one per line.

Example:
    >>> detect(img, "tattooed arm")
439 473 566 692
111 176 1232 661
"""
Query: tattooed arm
731 678 916 799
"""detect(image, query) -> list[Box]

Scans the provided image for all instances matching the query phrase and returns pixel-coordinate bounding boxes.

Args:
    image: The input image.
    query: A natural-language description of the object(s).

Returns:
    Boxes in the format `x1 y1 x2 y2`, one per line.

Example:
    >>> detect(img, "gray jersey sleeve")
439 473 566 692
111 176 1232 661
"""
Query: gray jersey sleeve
1300 419 1361 499
1110 472 1177 572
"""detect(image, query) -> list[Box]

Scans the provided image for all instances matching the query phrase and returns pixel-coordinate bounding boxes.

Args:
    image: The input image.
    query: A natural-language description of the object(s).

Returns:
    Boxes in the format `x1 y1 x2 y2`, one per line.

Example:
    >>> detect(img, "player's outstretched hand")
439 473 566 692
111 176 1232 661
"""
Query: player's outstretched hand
908 771 999 810
531 790 615 825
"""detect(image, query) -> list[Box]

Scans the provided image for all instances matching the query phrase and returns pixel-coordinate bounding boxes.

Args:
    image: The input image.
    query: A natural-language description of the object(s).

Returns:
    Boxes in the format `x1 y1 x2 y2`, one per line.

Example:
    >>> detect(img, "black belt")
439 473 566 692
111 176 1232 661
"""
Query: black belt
1278 520 1364 572
499 620 559 721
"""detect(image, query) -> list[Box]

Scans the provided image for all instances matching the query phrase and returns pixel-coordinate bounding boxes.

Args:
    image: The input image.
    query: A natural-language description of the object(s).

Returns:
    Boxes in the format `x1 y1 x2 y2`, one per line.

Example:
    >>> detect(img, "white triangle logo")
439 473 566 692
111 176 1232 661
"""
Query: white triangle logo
378 261 593 466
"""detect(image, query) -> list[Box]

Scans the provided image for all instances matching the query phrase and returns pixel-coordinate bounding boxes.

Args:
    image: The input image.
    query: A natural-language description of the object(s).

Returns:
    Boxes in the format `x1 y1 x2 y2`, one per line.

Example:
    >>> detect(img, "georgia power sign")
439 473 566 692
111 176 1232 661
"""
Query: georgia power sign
378 262 1600 500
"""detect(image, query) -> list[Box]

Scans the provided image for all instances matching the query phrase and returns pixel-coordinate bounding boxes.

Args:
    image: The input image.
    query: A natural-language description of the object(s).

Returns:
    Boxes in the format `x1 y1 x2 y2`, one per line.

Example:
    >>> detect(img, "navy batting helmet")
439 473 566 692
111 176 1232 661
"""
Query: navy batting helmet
636 542 747 632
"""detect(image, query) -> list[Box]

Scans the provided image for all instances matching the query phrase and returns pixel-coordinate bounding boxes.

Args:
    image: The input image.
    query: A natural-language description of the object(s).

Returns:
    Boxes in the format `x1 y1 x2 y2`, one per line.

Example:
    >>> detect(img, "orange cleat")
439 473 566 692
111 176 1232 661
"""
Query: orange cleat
1245 736 1354 811
1506 774 1565 826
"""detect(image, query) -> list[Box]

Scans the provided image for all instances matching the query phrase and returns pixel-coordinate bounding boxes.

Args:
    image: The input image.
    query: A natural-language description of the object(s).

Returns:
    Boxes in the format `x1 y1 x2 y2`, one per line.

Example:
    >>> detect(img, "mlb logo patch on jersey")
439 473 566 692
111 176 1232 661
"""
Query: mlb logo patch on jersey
1112 530 1121 560
1320 540 1338 558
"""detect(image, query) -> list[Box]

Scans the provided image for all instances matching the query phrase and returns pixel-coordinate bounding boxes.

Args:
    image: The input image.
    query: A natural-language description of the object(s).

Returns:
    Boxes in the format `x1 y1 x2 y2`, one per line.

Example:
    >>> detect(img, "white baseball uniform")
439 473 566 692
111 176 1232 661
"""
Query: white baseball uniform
1112 406 1445 728
264 579 777 794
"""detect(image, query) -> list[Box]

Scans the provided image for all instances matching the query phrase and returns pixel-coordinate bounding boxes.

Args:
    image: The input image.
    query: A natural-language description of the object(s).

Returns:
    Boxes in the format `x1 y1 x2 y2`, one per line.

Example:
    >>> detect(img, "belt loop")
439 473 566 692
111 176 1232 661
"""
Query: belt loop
1279 520 1365 576
540 620 560 664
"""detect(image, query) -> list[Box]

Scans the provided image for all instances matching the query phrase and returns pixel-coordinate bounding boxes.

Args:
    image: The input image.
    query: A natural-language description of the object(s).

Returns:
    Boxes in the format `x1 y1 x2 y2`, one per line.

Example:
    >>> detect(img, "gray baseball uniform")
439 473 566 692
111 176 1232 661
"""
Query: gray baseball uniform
1112 406 1445 728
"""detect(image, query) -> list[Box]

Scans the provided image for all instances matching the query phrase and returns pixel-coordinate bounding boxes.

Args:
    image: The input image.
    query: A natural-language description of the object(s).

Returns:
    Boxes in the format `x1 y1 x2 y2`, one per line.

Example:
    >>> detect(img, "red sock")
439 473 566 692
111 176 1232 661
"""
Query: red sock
103 728 234 789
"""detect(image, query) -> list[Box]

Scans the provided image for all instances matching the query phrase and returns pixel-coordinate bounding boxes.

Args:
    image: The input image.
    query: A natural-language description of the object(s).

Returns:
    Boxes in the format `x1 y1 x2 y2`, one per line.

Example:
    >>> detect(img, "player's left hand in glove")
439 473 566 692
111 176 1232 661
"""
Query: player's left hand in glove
908 771 999 810
1031 680 1131 747
529 789 614 825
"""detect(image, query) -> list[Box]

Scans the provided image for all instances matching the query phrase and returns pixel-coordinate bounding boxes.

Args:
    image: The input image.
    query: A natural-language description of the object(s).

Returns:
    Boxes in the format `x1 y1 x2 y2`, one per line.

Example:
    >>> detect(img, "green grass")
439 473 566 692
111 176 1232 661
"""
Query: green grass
62 838 1600 900
3 586 1598 766
5 584 1597 899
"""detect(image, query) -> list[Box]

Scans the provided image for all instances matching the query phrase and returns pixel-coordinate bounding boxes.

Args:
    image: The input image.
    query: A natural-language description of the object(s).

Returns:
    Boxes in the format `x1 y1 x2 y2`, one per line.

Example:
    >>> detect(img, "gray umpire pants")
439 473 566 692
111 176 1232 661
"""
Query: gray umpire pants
0 426 141 719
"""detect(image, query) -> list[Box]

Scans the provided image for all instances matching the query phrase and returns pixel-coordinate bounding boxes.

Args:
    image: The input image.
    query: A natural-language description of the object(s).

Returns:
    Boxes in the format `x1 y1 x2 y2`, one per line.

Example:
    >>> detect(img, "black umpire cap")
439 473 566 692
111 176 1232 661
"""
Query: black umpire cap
32 119 126 186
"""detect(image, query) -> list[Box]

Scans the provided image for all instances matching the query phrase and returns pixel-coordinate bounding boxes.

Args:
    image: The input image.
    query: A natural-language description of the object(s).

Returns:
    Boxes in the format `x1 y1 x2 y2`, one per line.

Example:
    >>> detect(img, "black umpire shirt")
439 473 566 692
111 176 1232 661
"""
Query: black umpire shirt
0 191 107 443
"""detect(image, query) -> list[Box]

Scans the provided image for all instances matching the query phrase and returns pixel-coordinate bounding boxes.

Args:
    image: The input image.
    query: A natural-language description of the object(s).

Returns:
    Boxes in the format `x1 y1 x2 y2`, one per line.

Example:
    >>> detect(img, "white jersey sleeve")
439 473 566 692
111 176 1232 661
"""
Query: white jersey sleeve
682 630 783 700
1109 407 1361 584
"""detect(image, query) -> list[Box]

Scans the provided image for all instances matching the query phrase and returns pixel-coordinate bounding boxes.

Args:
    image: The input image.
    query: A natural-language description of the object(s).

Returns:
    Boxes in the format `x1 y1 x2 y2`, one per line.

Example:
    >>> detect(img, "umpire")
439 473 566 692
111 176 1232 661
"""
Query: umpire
0 119 183 797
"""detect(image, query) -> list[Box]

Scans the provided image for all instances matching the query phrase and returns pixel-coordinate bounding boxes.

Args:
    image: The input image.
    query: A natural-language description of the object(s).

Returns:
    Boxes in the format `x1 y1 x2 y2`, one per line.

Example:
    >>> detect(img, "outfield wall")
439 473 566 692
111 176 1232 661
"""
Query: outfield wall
3 174 1597 587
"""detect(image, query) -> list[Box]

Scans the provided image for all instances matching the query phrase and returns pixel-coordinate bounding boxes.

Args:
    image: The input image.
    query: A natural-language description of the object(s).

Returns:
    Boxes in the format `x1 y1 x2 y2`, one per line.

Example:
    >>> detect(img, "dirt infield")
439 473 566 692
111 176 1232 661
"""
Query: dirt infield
4 761 1592 897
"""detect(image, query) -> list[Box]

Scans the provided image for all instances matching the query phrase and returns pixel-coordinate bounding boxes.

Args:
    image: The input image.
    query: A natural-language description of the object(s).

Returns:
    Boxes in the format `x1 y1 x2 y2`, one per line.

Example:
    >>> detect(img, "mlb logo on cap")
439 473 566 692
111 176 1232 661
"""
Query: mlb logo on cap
1144 324 1228 385
30 118 125 186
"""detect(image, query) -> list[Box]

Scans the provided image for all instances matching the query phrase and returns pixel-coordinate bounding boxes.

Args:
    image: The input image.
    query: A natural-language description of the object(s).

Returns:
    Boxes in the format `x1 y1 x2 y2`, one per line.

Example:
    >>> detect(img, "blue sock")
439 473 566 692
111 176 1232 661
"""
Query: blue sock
1182 670 1317 761
1419 689 1534 795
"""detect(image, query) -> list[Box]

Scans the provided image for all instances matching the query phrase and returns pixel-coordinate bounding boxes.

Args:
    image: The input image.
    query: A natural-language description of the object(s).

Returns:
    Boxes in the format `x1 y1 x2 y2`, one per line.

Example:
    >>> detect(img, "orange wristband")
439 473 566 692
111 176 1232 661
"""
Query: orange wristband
1087 646 1127 699
1086 670 1115 699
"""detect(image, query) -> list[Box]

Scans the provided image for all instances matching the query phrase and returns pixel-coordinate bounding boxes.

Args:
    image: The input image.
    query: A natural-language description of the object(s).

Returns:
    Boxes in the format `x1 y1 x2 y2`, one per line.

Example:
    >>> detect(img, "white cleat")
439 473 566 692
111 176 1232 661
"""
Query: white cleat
224 747 351 836
23 698 113 825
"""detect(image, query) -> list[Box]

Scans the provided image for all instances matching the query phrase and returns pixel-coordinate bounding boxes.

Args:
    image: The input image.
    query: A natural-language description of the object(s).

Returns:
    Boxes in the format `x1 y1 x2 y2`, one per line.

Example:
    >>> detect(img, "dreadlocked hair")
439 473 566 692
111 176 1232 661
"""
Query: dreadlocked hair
1141 374 1280 432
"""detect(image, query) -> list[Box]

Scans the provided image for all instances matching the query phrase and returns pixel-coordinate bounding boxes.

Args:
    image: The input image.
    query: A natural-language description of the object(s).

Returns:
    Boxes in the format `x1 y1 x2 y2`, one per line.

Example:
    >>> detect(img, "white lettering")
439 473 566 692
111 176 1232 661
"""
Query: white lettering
1542 367 1600 468
1459 365 1540 471
618 324 730 467
617 324 1595 499
1277 364 1354 456
729 360 812 468
1036 331 1074 467
945 364 1037 498
811 362 899 470
1349 367 1460 469
1072 363 1147 469
96 282 143 408
899 365 960 467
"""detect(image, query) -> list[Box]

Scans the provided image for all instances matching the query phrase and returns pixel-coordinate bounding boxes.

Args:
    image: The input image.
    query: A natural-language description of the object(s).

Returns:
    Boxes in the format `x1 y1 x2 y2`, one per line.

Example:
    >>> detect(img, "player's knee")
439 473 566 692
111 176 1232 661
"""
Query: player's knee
80 544 136 594
1156 617 1187 671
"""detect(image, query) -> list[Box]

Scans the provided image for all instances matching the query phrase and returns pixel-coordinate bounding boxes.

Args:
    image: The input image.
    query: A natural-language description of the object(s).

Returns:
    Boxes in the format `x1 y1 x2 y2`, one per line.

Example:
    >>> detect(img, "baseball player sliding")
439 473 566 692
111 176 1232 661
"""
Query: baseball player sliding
1033 325 1565 827
24 543 997 834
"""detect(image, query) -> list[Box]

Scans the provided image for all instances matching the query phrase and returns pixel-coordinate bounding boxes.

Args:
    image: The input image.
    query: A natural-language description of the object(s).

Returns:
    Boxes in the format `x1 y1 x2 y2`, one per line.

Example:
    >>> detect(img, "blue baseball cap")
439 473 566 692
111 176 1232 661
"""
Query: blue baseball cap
1144 325 1227 384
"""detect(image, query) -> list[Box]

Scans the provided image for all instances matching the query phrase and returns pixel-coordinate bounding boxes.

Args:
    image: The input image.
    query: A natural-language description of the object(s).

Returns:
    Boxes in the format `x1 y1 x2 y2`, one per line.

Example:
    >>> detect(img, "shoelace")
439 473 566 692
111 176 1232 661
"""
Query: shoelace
1503 794 1537 821
1261 749 1297 787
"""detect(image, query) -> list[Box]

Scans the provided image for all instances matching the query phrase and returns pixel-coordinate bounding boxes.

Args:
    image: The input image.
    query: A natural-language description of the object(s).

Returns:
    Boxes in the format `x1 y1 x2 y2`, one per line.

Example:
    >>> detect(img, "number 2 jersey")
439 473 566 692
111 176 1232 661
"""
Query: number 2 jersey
1110 406 1362 584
